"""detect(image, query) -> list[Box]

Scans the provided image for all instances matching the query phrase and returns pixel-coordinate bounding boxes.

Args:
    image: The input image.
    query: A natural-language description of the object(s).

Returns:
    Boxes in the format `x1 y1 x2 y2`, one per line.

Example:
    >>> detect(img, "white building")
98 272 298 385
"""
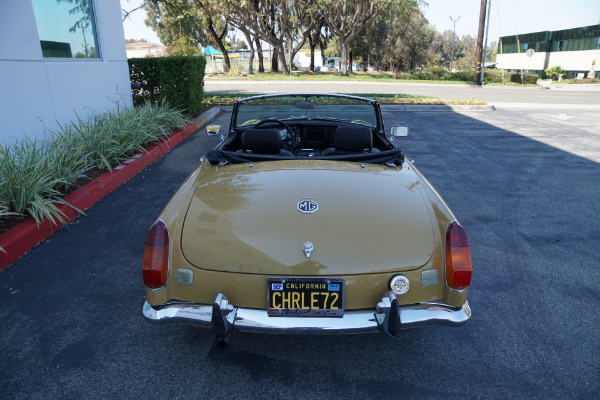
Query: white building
293 50 323 71
496 25 600 78
0 0 132 144
126 41 168 59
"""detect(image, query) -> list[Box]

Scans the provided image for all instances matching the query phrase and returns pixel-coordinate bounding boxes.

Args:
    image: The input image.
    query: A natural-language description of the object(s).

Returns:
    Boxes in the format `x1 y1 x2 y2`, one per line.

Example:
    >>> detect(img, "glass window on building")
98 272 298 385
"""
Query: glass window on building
31 0 100 58
597 37 600 50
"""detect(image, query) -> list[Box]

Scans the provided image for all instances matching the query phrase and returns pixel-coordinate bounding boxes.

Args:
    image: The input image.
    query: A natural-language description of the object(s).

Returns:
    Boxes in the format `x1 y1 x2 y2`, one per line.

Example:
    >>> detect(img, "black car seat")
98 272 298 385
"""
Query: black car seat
242 129 293 156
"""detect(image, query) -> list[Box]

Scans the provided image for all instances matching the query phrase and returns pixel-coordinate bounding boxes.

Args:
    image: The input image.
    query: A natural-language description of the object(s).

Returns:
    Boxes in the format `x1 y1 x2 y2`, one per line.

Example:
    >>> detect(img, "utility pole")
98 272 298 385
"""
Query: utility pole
474 0 487 85
449 16 460 71
480 0 492 85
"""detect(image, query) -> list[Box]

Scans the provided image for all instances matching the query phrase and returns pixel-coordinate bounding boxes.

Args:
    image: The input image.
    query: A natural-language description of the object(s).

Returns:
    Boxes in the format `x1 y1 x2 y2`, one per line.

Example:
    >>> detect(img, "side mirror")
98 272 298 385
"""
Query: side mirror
206 124 224 140
390 126 408 141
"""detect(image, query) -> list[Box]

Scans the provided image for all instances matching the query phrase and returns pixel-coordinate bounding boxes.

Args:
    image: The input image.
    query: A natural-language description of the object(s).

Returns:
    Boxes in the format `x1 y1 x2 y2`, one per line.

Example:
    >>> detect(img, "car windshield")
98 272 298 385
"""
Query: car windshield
235 95 378 128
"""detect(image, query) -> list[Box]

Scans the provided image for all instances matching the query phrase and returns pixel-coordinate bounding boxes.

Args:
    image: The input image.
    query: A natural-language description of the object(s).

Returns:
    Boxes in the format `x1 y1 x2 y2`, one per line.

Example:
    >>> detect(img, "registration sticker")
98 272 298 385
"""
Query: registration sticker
267 277 345 317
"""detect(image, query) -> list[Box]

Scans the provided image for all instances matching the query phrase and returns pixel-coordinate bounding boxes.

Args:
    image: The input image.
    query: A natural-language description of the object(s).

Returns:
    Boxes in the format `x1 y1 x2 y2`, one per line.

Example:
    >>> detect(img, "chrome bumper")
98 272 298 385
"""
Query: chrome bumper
142 292 470 336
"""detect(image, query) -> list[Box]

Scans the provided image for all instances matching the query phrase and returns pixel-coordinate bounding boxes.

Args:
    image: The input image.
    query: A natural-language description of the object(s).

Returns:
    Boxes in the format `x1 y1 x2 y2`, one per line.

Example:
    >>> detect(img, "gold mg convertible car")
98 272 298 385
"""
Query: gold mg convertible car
142 94 472 344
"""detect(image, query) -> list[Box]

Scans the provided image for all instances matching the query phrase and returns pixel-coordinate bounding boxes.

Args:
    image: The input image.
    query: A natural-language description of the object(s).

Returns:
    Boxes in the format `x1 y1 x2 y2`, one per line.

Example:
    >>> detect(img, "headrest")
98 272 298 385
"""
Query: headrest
243 129 281 154
334 126 373 152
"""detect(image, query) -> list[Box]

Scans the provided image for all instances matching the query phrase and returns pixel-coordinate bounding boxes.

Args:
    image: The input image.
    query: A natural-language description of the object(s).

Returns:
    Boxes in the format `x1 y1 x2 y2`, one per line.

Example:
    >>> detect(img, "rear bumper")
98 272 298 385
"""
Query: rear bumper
142 292 471 336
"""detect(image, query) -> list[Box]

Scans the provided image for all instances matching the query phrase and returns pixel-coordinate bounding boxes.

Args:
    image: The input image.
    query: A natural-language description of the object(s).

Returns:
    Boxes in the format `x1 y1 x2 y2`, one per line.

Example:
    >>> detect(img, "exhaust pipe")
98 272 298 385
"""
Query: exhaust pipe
216 332 232 349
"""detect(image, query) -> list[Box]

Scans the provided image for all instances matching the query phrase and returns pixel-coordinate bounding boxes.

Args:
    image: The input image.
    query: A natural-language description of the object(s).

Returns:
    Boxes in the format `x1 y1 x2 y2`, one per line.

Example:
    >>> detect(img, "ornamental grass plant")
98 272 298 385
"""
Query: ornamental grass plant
0 102 187 233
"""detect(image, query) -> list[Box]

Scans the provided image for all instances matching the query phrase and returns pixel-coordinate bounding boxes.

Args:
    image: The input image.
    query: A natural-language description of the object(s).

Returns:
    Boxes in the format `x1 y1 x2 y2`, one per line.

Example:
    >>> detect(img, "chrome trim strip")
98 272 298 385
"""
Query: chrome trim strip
142 299 471 335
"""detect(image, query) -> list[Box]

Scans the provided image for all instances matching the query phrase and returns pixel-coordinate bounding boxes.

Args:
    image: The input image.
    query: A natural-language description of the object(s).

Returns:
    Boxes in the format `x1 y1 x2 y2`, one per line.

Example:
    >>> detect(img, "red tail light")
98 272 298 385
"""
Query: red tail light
445 221 472 290
142 220 169 289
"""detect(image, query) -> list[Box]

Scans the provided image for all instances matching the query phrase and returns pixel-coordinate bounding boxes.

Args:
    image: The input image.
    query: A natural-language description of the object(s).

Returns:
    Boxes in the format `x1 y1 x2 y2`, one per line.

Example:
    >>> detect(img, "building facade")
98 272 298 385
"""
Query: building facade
496 24 600 78
0 0 132 144
126 41 168 59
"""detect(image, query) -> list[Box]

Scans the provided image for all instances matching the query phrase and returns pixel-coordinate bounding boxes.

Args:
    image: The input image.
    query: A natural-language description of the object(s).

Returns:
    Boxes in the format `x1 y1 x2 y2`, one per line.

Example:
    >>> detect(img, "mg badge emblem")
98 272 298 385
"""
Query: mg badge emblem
297 200 318 213
303 242 314 258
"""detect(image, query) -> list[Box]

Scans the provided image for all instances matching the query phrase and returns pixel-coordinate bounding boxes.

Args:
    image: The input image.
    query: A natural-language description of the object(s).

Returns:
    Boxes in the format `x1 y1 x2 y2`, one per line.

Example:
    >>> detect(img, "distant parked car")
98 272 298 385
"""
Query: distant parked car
320 65 338 72
367 66 375 72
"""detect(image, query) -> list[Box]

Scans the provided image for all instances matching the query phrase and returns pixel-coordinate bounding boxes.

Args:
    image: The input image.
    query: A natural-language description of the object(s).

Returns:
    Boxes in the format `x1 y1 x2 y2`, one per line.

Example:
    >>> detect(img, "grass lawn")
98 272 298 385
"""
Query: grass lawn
203 92 487 106
206 71 469 85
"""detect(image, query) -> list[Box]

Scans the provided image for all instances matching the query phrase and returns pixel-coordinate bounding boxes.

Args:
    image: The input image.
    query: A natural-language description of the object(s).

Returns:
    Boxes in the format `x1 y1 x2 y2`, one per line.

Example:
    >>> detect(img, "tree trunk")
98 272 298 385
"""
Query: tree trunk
349 50 353 72
255 38 264 72
339 39 349 76
241 30 255 74
277 43 289 75
206 16 230 72
271 47 279 72
308 35 315 72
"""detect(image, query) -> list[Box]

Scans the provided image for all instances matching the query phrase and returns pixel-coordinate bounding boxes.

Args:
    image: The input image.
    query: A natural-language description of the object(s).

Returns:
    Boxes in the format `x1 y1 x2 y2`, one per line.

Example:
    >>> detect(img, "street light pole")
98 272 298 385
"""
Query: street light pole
449 16 461 72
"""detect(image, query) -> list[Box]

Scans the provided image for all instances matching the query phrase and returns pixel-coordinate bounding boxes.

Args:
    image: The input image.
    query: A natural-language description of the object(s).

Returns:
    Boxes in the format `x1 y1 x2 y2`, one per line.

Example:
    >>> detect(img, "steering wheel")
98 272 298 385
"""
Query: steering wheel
253 119 295 150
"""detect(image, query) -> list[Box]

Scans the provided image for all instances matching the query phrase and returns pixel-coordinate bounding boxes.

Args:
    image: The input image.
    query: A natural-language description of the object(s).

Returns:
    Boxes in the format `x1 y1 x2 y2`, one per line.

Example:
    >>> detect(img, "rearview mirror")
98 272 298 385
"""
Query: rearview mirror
207 124 224 140
295 102 318 109
390 126 408 141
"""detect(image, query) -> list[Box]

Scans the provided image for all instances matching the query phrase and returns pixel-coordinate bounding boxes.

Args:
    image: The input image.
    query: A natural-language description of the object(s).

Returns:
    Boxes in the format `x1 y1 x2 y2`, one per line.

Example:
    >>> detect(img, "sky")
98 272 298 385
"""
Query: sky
121 0 600 45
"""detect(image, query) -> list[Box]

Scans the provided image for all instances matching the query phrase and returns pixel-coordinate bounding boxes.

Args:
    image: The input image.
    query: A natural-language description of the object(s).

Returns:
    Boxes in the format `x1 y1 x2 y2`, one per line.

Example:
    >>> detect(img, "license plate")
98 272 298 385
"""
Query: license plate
267 277 345 317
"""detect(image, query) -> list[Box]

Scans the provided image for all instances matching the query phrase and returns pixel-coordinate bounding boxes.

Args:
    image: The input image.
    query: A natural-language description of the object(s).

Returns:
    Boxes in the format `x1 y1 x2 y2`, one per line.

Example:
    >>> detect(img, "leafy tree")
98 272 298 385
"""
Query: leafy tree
545 65 566 80
144 0 232 70
168 36 201 55
431 30 455 69
323 39 340 57
320 0 383 76
394 7 434 70
306 11 329 72
225 0 319 74
144 1 209 46
351 0 431 72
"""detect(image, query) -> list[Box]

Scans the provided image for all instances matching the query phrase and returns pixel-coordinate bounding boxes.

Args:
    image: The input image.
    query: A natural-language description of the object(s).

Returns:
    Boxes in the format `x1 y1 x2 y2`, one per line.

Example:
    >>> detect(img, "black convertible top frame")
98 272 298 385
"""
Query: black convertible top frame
230 93 384 134
205 149 404 166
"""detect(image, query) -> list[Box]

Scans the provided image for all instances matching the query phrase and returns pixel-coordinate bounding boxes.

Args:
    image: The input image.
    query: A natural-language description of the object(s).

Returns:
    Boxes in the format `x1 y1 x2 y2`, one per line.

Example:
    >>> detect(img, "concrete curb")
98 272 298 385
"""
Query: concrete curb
0 107 220 270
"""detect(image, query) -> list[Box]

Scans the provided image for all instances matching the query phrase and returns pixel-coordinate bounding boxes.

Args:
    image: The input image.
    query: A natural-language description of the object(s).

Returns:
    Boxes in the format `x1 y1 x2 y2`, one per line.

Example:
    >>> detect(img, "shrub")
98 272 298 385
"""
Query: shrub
128 56 206 116
394 72 413 80
227 67 243 76
429 66 447 78
482 70 504 83
0 137 80 226
445 70 474 82
51 101 186 171
510 73 538 84
0 103 187 226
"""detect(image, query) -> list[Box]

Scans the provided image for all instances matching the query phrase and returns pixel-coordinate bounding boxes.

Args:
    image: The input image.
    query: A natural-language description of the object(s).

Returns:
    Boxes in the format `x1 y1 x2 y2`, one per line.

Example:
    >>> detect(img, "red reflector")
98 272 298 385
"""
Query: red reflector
142 220 169 289
445 221 472 290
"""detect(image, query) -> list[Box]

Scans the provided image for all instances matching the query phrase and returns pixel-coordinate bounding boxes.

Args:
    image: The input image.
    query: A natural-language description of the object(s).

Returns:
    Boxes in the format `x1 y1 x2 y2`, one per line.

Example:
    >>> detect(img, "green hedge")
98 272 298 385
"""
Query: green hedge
393 69 507 84
128 56 206 116
510 73 538 84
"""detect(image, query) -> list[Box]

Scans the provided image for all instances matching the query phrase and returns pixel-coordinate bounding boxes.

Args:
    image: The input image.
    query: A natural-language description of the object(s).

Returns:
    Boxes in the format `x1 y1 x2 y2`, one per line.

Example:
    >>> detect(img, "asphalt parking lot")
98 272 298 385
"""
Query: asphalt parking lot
1 105 599 399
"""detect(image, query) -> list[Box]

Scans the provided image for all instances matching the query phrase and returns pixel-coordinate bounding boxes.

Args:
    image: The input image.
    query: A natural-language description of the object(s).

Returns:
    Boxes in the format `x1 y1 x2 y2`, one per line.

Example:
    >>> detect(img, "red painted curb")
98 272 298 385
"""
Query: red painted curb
0 121 198 270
